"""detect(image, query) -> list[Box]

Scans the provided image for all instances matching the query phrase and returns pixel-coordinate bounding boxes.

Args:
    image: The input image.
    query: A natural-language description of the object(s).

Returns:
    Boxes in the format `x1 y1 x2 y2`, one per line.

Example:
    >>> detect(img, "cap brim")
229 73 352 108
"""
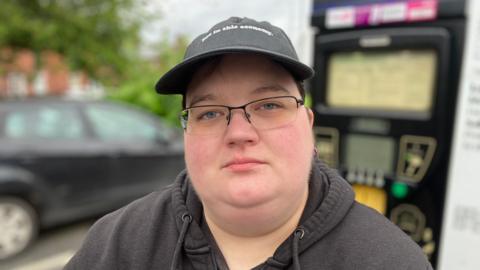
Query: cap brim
155 47 315 95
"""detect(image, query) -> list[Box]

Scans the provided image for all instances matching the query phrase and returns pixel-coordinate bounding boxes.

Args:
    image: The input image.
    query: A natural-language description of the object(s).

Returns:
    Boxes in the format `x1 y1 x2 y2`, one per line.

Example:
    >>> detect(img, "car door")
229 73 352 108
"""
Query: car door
0 101 112 216
82 101 185 203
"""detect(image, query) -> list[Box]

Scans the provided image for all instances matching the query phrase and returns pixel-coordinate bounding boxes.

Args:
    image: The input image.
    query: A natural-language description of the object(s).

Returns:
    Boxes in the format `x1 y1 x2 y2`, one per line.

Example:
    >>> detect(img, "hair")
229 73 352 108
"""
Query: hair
296 81 306 100
182 55 306 109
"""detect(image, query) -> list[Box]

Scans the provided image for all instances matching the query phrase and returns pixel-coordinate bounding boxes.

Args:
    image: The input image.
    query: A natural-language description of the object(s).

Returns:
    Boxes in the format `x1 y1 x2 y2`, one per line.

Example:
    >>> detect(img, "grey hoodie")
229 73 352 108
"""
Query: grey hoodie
64 159 432 269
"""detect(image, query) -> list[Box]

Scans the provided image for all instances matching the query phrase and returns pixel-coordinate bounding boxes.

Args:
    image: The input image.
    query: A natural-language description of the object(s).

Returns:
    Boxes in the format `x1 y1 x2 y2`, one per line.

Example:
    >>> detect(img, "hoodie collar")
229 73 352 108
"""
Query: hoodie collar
170 158 355 269
269 158 355 265
171 170 210 251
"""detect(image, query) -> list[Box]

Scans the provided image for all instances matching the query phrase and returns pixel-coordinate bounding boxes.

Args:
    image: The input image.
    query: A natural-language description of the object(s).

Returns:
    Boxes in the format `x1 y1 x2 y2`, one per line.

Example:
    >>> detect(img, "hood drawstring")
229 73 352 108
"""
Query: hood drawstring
292 228 305 270
170 213 192 270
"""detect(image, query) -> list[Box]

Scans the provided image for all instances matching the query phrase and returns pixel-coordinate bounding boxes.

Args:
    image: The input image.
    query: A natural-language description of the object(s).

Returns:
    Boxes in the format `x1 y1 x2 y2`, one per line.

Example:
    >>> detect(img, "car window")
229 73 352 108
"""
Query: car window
4 105 84 140
85 104 163 142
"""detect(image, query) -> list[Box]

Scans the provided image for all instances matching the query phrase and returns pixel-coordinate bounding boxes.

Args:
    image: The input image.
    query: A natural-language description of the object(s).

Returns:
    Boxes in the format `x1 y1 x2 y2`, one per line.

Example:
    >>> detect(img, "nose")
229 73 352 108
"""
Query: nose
223 109 259 146
226 108 251 125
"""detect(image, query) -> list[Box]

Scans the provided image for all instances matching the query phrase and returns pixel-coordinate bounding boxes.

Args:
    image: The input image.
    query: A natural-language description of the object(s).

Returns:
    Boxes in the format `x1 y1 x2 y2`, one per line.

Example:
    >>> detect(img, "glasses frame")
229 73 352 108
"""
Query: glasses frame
180 95 304 132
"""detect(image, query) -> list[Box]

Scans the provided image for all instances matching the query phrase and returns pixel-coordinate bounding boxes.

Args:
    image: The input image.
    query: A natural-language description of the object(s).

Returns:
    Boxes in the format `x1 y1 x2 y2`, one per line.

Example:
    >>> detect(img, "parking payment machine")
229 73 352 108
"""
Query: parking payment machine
310 0 471 267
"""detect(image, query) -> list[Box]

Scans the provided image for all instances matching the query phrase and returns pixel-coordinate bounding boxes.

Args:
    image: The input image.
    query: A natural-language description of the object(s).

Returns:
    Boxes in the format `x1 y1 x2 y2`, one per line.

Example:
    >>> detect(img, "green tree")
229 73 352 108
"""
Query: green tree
108 37 188 127
0 0 186 126
0 0 142 83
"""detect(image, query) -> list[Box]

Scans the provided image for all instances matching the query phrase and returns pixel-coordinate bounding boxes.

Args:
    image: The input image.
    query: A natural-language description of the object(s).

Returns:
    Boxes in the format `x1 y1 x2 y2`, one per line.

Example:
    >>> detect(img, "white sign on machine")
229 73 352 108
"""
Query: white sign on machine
438 0 480 269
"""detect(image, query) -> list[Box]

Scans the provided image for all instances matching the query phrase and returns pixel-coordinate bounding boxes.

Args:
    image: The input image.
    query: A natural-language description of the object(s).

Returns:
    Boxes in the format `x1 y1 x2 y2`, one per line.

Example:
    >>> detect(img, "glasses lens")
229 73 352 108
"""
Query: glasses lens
181 96 301 135
246 96 299 130
183 106 229 134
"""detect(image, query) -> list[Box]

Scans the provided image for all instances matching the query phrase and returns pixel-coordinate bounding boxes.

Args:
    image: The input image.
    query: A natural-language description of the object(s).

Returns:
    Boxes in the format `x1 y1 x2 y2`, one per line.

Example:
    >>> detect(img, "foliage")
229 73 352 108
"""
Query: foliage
0 0 190 126
0 0 188 126
304 93 312 108
0 0 142 84
107 37 188 127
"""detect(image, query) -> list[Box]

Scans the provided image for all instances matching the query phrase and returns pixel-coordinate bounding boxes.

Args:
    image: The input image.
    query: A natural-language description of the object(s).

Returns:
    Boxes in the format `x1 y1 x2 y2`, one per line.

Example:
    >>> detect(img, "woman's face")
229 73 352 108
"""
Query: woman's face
184 54 314 231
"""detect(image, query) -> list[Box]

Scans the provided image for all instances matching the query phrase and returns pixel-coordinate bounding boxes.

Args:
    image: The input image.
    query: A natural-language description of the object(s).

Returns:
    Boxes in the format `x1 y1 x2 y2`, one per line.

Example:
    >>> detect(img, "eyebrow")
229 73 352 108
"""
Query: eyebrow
188 93 217 107
187 84 291 107
252 84 291 95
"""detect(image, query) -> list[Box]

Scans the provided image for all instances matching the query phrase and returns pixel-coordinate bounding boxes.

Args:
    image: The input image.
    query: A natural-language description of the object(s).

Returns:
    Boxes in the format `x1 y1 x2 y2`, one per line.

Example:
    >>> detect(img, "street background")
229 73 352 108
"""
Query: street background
0 1 313 269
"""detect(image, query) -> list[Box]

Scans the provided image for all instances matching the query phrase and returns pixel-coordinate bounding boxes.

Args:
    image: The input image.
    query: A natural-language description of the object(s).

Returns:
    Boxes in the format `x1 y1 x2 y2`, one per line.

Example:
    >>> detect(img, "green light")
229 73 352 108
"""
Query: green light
391 182 409 199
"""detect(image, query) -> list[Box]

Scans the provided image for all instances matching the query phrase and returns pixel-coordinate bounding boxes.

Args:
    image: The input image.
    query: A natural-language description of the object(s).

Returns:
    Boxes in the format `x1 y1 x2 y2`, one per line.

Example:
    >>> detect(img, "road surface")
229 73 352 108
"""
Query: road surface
0 219 96 270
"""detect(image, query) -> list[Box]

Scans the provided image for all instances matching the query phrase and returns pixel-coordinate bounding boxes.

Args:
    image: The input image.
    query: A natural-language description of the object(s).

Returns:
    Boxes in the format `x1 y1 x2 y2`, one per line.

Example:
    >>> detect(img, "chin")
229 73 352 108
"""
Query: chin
225 187 276 209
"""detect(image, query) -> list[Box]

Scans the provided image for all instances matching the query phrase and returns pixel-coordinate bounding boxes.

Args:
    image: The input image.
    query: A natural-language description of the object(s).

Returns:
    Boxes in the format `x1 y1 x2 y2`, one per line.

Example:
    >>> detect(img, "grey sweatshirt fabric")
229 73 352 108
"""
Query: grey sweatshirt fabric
64 159 433 270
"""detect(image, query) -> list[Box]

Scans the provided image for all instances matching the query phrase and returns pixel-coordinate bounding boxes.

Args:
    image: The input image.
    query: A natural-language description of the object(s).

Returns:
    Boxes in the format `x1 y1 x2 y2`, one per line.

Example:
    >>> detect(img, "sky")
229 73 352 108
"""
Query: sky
140 0 314 65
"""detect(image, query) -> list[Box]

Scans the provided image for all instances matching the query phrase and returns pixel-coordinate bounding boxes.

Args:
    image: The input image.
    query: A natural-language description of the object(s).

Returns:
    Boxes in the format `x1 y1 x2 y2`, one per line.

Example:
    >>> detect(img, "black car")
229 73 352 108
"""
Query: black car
0 98 185 260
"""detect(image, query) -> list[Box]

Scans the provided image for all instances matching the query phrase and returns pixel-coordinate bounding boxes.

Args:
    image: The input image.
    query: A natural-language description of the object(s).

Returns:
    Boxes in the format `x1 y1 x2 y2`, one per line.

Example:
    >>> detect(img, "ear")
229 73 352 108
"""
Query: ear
306 108 314 127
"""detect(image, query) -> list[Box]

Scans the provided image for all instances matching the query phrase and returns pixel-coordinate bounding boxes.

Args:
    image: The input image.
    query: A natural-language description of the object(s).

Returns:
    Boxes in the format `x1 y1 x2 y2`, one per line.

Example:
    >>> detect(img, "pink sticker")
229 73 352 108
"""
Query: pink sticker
326 6 356 29
407 0 438 21
325 0 438 29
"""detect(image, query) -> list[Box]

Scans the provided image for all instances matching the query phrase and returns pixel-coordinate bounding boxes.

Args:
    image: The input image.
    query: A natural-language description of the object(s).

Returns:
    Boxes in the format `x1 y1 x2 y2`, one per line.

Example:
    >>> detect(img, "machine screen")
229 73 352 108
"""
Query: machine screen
344 134 395 173
326 50 437 113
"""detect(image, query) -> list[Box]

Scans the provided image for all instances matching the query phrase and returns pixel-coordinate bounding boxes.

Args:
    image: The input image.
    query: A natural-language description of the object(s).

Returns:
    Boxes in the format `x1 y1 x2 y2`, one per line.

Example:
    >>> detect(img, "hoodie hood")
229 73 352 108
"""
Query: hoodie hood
65 153 431 270
270 159 355 266
169 158 355 269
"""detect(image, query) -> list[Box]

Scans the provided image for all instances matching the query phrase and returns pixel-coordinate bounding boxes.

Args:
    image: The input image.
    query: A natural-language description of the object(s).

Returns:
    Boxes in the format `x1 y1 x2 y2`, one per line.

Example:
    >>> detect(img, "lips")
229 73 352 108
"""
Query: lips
223 158 266 171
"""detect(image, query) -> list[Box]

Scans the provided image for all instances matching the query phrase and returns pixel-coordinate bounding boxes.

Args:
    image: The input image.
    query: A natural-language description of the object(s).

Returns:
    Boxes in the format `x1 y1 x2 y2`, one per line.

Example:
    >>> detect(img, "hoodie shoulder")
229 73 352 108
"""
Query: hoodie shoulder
325 201 432 269
64 183 178 270
298 161 432 269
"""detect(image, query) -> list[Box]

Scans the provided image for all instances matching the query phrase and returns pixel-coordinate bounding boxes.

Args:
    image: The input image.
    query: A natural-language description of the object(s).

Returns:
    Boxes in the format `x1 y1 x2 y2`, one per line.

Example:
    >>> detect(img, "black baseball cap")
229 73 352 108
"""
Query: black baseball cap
155 17 314 95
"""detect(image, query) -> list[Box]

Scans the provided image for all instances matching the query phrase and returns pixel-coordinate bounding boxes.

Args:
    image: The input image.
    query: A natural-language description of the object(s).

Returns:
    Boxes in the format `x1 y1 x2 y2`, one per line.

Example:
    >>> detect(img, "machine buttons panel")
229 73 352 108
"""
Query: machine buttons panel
390 203 426 242
314 127 339 168
390 203 436 259
346 168 385 188
396 135 437 183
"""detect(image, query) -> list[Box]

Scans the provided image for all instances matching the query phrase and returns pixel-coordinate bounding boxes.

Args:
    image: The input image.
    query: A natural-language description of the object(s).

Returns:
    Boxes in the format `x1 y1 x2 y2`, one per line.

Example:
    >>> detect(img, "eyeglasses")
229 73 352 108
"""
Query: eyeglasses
181 95 304 135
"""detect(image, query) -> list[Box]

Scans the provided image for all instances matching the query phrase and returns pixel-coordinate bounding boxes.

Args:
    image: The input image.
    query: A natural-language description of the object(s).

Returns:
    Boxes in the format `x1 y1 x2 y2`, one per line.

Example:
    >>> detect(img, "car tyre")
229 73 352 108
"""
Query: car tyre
0 196 38 260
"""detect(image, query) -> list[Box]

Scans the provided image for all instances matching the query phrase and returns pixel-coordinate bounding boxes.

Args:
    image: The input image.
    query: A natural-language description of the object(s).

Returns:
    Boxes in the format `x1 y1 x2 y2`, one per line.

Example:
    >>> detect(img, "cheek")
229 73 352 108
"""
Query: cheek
271 122 314 161
184 136 218 173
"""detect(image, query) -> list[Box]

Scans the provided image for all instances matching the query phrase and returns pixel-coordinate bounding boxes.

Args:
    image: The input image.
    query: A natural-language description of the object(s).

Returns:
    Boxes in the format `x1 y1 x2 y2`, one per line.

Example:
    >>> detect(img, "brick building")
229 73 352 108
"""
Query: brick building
0 48 103 99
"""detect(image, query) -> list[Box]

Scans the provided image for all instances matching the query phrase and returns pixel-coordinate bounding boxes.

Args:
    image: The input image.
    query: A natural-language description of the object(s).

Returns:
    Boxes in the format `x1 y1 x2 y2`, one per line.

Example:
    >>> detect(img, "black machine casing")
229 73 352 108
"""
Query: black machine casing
310 0 466 266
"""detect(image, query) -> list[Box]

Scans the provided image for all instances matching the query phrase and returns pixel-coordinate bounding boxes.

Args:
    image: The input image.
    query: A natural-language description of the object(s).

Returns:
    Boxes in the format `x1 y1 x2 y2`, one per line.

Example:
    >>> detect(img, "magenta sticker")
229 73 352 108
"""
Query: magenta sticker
355 6 372 26
326 0 438 29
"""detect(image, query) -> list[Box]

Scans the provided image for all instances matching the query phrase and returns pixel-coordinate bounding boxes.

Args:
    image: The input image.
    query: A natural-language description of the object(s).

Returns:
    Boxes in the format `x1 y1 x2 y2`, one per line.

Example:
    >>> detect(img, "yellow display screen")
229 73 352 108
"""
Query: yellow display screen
326 50 437 113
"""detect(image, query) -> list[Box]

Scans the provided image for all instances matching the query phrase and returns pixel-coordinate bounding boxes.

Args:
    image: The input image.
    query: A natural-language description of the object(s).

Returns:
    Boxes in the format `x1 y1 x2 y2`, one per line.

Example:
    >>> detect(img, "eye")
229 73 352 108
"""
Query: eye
197 110 224 121
255 101 284 111
262 103 279 110
203 111 219 119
